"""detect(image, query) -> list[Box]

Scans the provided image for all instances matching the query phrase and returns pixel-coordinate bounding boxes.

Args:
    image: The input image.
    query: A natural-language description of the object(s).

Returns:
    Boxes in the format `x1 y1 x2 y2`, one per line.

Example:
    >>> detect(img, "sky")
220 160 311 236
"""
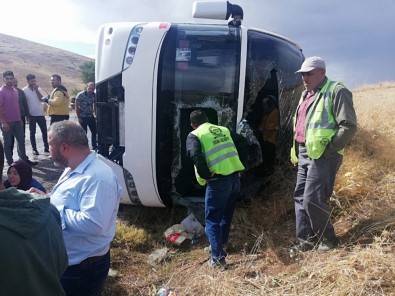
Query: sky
1 0 394 89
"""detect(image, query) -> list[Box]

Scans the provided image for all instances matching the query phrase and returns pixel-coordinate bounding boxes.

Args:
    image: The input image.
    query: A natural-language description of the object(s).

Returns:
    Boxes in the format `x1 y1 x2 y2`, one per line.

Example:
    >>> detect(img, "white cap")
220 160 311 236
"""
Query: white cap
296 56 326 73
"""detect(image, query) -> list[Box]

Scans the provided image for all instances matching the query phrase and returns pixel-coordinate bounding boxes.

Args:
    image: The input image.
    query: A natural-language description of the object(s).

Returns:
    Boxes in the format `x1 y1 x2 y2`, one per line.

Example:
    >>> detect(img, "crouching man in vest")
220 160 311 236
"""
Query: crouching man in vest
291 56 357 252
187 110 245 269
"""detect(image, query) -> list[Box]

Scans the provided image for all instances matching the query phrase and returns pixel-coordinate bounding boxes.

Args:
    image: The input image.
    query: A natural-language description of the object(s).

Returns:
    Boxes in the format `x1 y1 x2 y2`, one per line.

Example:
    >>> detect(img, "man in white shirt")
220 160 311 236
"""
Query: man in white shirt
22 74 49 155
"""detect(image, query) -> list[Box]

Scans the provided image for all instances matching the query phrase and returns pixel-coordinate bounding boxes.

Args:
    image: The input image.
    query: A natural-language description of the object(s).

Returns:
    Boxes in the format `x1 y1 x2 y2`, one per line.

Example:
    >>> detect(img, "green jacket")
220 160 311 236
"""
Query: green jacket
0 188 68 296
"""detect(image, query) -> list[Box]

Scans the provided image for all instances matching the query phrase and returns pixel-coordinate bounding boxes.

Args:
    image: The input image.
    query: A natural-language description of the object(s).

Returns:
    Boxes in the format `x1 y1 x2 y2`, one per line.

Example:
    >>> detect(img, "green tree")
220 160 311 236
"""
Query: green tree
80 60 95 83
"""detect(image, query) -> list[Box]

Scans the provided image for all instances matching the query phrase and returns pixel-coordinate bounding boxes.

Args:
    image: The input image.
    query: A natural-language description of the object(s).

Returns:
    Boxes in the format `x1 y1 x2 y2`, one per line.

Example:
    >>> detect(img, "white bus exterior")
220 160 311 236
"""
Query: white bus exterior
95 2 305 207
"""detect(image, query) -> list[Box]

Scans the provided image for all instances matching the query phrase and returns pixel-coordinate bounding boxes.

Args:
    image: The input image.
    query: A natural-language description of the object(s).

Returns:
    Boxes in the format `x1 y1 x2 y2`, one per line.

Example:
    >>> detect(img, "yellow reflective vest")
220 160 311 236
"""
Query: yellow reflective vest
291 79 344 164
192 123 244 186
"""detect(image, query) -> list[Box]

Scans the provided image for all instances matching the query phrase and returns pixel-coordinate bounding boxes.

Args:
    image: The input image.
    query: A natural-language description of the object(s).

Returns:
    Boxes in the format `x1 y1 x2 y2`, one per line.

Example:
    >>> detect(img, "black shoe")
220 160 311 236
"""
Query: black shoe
44 148 49 153
25 159 38 166
33 150 39 155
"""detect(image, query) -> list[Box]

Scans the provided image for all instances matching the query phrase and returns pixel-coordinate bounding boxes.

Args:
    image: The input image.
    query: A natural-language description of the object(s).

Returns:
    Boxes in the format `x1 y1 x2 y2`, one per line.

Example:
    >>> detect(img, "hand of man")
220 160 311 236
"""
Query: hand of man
28 187 47 195
1 122 9 132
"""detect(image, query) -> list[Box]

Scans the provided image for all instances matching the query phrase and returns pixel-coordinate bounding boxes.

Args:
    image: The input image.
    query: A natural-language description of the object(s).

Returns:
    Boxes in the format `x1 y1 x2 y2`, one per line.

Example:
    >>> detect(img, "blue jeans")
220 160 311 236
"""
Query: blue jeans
79 116 97 149
205 173 240 260
29 115 49 151
294 145 342 243
60 251 110 296
10 116 26 153
2 121 29 165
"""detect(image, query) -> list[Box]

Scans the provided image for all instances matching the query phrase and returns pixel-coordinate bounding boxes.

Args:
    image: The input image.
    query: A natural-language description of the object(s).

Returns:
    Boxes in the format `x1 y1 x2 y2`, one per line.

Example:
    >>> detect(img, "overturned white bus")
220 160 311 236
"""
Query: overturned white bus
95 1 305 207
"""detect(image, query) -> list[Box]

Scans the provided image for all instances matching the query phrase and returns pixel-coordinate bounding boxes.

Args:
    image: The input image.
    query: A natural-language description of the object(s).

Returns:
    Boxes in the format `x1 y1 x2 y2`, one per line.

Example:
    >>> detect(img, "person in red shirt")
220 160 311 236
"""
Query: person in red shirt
0 70 37 166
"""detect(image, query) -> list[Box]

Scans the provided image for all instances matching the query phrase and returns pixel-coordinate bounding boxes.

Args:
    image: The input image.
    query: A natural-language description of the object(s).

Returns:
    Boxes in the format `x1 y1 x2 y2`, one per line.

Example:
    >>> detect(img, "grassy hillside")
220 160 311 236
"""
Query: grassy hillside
104 82 395 295
0 33 92 95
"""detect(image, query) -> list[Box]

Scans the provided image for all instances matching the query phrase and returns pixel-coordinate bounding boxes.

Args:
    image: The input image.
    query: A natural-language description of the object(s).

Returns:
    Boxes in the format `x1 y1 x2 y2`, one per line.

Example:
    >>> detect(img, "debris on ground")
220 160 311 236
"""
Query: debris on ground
156 287 176 296
164 213 204 246
164 224 193 245
148 248 169 266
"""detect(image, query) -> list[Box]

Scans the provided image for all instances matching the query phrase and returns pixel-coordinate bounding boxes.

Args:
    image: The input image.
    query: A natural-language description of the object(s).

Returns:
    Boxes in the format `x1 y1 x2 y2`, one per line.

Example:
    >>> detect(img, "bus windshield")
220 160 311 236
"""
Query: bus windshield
156 24 241 200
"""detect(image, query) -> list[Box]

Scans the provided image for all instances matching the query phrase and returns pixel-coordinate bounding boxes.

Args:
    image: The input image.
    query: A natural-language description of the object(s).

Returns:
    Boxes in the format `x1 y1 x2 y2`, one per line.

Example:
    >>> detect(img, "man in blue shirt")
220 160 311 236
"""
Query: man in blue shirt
30 120 122 295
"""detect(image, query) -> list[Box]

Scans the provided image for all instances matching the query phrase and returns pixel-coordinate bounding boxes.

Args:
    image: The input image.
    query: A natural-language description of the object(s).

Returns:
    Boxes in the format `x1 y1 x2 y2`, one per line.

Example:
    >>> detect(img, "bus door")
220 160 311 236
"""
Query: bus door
156 24 241 203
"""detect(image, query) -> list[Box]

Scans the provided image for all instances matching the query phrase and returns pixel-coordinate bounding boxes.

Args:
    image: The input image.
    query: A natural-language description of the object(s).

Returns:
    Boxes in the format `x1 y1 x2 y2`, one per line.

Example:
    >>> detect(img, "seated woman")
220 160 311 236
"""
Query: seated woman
3 160 46 193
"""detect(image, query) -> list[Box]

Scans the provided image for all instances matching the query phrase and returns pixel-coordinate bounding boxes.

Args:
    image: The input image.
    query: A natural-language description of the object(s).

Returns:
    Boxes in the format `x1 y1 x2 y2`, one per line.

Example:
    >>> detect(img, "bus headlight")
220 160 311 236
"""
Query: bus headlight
123 24 144 70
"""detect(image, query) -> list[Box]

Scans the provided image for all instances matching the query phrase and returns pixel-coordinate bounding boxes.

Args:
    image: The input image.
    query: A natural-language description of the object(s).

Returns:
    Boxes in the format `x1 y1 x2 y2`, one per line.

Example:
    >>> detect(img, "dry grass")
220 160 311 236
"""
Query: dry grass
104 82 395 296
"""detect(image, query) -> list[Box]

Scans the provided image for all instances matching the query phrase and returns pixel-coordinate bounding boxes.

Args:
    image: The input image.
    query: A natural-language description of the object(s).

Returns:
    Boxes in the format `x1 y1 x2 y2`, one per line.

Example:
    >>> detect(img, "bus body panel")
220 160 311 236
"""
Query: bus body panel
236 26 248 124
122 22 171 207
96 154 129 204
96 22 142 83
95 21 305 207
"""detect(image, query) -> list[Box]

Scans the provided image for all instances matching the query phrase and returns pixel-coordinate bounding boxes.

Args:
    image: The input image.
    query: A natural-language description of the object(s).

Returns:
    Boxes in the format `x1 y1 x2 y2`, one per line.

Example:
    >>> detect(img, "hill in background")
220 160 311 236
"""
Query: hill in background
0 33 92 95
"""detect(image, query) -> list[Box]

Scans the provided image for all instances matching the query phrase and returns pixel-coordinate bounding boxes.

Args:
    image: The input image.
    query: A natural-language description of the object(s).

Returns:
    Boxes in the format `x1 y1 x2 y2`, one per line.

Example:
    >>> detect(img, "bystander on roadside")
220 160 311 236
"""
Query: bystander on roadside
0 139 68 296
44 74 70 125
22 74 49 155
76 82 97 149
0 70 37 166
30 121 122 295
10 77 30 156
290 56 357 252
4 160 46 192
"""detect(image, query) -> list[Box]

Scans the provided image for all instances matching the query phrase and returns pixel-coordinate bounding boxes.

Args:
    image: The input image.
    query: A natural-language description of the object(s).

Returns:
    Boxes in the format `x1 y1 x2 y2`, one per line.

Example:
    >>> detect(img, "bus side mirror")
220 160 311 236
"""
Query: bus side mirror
192 1 243 26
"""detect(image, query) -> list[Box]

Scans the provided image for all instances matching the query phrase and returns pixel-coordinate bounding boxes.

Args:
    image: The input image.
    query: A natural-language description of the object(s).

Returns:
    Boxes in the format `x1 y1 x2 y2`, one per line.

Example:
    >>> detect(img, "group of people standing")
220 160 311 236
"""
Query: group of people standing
187 56 357 269
0 70 98 166
0 70 116 295
0 120 121 295
0 70 69 167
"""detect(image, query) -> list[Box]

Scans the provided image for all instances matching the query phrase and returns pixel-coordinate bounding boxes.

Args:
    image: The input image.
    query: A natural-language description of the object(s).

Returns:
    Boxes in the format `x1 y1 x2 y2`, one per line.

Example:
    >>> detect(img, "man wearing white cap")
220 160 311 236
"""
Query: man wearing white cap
290 56 357 252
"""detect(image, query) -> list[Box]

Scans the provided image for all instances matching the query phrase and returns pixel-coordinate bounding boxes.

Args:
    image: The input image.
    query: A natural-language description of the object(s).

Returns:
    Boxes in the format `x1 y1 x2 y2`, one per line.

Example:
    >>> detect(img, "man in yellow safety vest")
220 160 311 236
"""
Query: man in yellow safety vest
291 56 357 252
187 109 246 269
